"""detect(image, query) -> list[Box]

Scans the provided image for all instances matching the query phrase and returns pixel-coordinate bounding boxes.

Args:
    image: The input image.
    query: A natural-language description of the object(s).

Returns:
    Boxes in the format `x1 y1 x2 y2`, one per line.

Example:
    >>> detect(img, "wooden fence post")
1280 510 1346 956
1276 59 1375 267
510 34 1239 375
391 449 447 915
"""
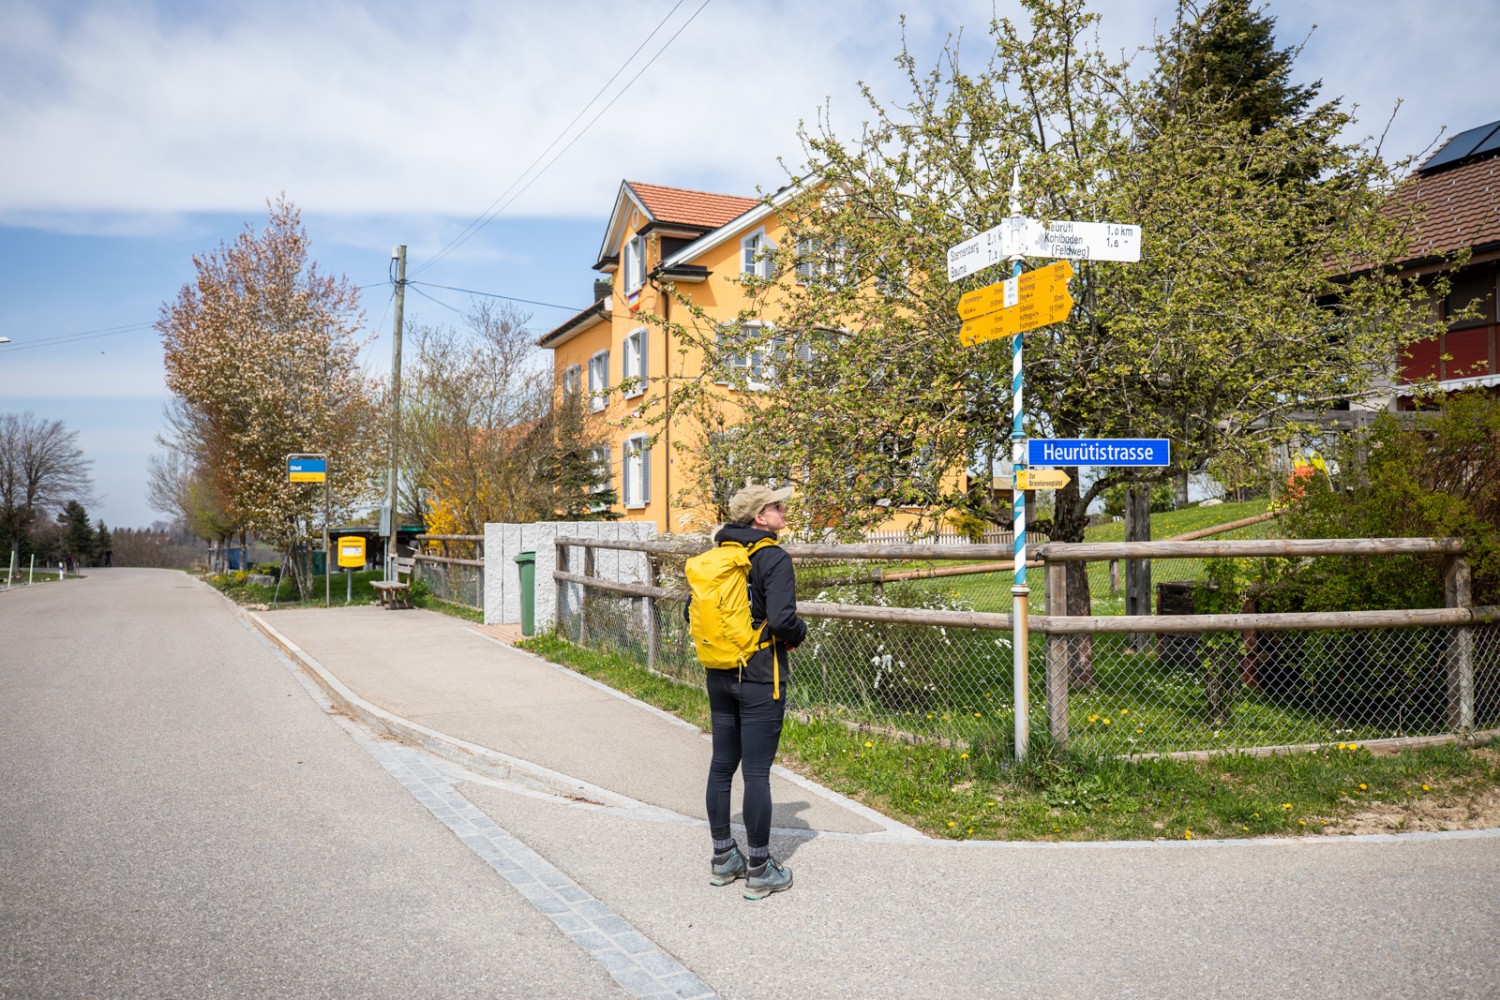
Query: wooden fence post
556 540 570 639
644 555 661 671
1045 558 1070 749
1444 555 1475 731
580 546 595 645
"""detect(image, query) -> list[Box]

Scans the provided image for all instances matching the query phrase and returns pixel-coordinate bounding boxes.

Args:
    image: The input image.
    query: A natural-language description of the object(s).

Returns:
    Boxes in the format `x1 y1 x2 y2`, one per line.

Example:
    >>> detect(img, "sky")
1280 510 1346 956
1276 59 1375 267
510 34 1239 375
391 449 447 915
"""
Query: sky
1 0 1495 530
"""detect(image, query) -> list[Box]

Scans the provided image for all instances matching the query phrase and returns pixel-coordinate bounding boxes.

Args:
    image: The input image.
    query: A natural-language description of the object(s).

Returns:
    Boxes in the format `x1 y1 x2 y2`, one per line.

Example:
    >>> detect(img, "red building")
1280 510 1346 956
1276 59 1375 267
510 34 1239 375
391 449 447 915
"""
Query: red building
1385 120 1500 405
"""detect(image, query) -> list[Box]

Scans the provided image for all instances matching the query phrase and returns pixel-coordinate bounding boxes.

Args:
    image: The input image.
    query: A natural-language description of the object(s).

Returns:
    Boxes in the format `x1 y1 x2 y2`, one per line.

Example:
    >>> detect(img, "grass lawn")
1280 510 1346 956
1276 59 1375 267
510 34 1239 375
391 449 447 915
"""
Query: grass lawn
519 631 1500 841
202 568 483 622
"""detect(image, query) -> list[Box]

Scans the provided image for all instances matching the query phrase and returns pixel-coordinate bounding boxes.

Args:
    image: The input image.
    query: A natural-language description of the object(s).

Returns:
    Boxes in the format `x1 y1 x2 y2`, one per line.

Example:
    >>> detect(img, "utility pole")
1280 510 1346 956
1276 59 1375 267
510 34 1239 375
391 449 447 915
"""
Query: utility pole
386 244 406 579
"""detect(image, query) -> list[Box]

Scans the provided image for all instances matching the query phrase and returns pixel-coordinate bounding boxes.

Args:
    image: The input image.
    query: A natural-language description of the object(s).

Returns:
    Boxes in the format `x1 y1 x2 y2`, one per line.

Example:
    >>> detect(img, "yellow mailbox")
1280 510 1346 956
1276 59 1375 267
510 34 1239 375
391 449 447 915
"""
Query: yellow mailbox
336 536 367 569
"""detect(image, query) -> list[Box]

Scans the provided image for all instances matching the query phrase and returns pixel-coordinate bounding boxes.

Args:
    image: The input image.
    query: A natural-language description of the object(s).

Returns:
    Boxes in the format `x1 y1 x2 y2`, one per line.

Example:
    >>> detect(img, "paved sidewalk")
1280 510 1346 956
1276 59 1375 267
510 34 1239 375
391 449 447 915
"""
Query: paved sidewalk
250 605 917 842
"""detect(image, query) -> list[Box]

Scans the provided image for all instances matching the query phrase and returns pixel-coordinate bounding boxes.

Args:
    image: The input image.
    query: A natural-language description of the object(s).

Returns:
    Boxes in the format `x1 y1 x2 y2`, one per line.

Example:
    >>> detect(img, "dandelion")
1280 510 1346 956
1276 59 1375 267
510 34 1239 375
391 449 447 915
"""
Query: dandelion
1103 718 1112 725
1241 825 1249 832
947 821 956 828
961 753 969 760
864 741 873 748
1282 803 1292 810
1120 709 1129 716
1299 821 1306 827
967 828 974 834
1136 728 1144 734
1184 829 1194 840
1422 783 1430 791
1088 714 1100 723
973 712 982 719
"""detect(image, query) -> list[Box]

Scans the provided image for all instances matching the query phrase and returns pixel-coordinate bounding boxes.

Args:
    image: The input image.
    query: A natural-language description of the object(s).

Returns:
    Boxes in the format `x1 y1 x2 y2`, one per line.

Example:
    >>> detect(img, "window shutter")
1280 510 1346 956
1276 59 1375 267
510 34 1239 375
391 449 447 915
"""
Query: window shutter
639 330 648 382
622 443 633 507
641 445 651 505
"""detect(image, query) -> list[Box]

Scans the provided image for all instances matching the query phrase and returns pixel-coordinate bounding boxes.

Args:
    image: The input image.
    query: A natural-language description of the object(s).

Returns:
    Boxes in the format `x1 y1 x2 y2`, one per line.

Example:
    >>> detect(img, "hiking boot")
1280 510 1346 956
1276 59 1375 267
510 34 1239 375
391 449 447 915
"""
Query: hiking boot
709 846 748 886
743 855 793 900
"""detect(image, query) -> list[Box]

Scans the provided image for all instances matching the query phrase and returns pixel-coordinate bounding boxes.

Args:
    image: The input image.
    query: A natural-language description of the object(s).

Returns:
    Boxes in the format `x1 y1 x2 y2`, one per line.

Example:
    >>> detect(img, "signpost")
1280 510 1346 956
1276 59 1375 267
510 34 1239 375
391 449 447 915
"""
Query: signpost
287 453 331 607
1015 469 1071 490
947 217 1140 281
949 174 1143 762
959 261 1075 346
1028 438 1171 468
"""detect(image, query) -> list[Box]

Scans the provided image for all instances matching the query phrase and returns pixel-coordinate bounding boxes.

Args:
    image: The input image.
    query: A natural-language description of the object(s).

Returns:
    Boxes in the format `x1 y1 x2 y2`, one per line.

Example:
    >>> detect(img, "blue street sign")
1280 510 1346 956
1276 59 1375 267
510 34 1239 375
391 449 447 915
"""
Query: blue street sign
288 456 327 483
1028 438 1170 467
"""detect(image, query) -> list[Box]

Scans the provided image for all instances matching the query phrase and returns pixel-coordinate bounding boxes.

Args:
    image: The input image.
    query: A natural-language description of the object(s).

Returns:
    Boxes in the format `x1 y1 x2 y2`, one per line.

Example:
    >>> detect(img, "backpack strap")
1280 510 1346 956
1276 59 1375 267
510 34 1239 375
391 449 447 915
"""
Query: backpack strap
742 537 782 698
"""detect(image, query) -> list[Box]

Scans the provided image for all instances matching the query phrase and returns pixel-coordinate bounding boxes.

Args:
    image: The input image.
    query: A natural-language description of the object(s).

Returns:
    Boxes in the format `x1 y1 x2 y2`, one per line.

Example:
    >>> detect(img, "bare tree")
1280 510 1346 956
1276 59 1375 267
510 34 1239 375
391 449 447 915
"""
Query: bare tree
400 301 560 534
0 411 95 571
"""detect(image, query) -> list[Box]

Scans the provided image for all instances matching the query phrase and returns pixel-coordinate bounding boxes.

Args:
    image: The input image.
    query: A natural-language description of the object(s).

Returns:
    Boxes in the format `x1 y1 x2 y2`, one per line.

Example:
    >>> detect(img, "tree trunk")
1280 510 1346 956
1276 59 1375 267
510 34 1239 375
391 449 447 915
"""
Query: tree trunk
1053 470 1096 688
1125 486 1153 651
1174 473 1190 509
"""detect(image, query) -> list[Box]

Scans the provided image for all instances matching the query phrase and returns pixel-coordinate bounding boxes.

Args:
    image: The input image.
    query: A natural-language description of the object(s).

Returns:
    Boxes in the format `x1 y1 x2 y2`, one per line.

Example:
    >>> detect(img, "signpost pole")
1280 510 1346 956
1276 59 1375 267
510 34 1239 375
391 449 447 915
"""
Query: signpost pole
1006 169 1030 763
324 472 331 609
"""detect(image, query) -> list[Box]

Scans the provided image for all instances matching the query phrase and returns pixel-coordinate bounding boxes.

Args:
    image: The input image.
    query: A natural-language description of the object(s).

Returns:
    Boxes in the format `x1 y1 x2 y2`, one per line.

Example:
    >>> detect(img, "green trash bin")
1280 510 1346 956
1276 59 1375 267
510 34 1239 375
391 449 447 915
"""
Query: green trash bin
514 551 536 636
312 549 326 576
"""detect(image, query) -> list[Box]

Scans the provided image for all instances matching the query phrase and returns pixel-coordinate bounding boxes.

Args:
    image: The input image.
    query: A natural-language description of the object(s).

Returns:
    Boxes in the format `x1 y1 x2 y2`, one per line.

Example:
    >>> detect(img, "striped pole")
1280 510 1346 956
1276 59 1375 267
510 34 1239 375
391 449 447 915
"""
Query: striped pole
1007 166 1030 761
1010 254 1030 763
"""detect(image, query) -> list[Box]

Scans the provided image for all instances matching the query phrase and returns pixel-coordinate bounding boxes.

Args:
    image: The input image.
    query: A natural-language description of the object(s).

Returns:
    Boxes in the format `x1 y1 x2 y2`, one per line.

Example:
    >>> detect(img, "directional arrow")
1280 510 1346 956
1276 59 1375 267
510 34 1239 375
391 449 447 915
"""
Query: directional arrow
1015 469 1071 490
959 260 1073 321
959 261 1075 346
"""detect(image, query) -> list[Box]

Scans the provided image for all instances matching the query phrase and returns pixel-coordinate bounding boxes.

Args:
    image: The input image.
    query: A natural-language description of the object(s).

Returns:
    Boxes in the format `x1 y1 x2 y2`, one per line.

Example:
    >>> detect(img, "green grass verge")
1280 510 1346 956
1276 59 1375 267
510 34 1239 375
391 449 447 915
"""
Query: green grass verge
202 569 482 622
518 630 1500 842
1082 497 1272 543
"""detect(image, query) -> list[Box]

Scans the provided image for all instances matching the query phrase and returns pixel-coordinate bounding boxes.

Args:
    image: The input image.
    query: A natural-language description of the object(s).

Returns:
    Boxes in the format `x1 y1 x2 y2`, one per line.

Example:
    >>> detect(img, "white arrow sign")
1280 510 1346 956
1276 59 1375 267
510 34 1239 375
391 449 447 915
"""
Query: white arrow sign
947 216 1141 282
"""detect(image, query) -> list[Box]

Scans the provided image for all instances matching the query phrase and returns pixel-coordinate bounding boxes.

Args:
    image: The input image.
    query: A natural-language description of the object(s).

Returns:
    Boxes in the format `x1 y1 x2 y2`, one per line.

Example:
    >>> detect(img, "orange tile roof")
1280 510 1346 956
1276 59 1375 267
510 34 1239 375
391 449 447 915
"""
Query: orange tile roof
1387 156 1500 262
627 181 761 230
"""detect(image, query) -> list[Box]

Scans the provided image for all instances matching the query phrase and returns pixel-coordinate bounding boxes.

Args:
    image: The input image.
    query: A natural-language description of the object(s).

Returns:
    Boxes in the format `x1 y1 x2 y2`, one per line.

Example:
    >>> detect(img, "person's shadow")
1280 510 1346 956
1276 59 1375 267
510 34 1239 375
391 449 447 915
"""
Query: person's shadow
731 799 815 862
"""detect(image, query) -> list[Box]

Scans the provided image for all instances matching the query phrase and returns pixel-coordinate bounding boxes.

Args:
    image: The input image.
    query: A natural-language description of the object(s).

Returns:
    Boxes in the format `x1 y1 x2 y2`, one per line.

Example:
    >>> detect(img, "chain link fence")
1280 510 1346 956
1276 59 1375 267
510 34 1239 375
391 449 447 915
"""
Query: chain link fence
414 534 484 610
554 534 1499 757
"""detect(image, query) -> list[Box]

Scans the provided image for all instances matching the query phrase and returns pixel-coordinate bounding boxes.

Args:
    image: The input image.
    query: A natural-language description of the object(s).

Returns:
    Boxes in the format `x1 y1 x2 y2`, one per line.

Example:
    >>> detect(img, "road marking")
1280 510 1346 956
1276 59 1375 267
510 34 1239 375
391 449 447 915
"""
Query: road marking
252 619 721 1000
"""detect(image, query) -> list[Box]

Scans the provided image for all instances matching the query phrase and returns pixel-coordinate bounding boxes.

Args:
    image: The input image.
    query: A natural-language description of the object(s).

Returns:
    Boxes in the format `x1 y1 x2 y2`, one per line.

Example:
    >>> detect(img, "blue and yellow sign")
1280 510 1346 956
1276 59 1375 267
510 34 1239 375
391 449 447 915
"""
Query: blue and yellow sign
287 456 327 483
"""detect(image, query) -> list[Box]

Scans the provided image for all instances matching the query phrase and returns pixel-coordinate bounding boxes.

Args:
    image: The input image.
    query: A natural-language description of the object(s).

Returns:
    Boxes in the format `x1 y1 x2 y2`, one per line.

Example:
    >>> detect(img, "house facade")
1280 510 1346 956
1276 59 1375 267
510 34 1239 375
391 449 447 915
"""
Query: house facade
537 181 775 533
1387 120 1500 404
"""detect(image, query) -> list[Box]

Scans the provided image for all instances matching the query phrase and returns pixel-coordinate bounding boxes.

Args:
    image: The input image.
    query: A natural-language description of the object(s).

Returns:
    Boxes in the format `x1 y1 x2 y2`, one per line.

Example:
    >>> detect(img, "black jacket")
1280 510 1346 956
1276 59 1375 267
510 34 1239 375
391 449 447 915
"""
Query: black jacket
708 522 807 686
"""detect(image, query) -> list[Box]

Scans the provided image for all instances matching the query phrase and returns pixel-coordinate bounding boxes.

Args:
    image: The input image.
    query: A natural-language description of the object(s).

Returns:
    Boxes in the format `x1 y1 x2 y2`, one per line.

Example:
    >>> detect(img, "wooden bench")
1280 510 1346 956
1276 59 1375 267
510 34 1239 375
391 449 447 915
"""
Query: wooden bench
371 556 415 609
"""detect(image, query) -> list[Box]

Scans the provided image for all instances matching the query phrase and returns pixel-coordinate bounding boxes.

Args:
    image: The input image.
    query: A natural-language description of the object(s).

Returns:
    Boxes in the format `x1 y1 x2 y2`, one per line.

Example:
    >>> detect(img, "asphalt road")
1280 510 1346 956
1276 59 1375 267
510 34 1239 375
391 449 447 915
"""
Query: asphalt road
0 568 620 999
5 568 1499 1000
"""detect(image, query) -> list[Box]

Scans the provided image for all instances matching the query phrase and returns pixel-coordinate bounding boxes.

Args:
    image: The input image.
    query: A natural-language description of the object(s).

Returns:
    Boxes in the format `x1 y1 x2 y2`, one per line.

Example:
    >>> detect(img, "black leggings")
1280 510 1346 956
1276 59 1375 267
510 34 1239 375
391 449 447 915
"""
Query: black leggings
705 670 786 851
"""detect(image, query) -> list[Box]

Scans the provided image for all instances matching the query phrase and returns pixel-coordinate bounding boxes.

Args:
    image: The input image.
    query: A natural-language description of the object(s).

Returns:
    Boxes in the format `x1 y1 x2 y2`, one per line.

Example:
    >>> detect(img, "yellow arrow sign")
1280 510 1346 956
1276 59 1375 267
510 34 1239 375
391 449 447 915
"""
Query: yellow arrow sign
958 260 1074 321
1016 469 1071 490
959 261 1075 345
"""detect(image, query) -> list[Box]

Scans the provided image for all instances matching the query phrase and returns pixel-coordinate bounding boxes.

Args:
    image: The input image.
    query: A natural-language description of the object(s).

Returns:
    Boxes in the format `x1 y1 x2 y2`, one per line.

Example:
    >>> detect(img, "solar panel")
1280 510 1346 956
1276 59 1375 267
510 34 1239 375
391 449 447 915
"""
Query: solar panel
1420 121 1500 173
1471 125 1500 159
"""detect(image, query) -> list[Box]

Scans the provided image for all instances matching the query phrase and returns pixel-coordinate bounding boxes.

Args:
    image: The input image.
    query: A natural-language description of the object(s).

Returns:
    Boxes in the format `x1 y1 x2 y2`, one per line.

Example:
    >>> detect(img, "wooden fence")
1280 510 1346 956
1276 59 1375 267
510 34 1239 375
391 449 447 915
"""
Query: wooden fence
553 533 1492 752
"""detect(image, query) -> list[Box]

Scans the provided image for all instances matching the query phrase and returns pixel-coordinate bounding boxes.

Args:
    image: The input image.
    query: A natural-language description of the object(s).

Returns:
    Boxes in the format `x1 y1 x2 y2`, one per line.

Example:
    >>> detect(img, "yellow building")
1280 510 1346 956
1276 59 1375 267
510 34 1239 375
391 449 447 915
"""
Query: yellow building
539 180 786 533
538 179 997 535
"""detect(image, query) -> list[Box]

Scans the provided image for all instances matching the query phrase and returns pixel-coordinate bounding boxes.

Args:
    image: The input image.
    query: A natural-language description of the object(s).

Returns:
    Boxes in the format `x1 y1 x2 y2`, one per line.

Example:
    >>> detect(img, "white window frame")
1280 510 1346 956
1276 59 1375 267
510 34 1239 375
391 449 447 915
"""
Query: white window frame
716 322 785 391
623 235 647 295
795 237 851 287
623 435 651 510
621 327 648 398
561 363 582 398
587 445 613 512
587 350 609 412
740 229 777 280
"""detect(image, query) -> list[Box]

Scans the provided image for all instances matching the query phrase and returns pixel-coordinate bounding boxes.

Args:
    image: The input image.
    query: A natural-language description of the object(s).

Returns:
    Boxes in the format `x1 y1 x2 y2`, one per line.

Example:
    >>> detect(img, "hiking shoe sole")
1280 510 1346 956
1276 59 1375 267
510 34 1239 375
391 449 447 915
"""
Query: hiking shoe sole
743 869 793 900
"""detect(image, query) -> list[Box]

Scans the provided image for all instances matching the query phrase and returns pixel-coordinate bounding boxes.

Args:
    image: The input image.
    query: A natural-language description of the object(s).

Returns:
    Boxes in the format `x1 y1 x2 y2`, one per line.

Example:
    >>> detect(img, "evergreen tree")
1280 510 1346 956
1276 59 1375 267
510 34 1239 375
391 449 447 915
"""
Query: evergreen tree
60 500 94 565
95 519 112 564
548 391 621 521
1162 0 1317 133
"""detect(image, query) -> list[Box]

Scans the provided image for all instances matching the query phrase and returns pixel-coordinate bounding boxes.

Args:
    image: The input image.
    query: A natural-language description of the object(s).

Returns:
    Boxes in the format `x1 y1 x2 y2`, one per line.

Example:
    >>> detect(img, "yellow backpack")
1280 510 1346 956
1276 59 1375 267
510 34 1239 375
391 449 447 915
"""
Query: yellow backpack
685 538 779 680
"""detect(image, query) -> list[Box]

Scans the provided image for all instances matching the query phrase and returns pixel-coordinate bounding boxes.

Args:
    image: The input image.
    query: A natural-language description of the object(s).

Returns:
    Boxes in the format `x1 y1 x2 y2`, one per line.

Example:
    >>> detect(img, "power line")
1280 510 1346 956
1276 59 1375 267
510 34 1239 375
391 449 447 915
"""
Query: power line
407 281 577 312
413 0 713 277
0 323 155 354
